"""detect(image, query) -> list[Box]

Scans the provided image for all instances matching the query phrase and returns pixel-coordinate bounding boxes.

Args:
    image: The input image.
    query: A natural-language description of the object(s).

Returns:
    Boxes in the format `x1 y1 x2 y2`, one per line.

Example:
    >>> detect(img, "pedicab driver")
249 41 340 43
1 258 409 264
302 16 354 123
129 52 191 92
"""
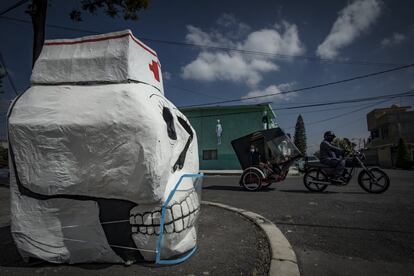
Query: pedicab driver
249 144 262 167
320 131 345 183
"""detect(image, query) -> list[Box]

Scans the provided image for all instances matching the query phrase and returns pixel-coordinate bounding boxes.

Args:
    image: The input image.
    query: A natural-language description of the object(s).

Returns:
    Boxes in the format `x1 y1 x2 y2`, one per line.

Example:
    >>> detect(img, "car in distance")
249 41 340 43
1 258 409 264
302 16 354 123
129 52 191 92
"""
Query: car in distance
296 155 320 172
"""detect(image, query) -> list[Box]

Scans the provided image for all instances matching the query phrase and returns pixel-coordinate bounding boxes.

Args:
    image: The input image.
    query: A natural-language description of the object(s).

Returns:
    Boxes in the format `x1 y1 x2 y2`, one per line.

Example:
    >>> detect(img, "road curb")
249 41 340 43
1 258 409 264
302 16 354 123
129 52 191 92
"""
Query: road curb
202 201 300 276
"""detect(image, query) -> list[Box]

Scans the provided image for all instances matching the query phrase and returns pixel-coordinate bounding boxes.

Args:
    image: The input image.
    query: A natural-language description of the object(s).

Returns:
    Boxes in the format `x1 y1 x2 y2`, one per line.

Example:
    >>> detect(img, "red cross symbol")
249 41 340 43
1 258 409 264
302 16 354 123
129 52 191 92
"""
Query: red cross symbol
149 60 160 82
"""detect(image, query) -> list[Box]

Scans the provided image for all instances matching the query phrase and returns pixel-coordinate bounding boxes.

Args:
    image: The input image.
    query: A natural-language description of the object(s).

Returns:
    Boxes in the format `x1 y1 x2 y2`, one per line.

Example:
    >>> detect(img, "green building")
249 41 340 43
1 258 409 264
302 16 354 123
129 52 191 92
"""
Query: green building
181 103 277 170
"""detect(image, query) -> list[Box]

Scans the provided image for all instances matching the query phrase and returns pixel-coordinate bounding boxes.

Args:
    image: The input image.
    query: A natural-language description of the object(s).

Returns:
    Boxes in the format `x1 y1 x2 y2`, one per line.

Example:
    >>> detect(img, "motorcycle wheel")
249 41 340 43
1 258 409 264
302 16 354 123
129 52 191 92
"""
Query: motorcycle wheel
241 170 262 191
358 168 390 193
303 168 328 192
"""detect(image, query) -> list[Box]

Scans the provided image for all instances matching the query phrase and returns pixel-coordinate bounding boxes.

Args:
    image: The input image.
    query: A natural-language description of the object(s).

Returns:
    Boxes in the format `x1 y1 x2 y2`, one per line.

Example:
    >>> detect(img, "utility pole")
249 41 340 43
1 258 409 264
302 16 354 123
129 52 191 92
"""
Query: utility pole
0 64 5 94
28 0 48 67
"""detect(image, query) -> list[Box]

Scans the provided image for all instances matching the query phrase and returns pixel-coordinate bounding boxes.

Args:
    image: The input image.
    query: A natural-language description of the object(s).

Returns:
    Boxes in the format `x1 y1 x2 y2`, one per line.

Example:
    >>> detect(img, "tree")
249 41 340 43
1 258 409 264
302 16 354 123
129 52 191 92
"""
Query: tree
294 114 307 155
27 0 150 67
395 138 412 169
332 137 356 153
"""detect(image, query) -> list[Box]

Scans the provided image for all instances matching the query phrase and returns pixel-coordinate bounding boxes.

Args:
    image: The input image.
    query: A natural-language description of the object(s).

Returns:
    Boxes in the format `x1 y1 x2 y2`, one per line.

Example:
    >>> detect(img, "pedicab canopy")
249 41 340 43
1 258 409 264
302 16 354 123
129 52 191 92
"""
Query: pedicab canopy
231 128 302 170
8 30 201 265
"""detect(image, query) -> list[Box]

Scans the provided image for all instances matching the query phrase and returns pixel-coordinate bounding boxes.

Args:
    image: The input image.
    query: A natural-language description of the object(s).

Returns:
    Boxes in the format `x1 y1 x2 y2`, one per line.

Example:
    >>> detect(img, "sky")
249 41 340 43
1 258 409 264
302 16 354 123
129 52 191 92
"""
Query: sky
1 0 414 153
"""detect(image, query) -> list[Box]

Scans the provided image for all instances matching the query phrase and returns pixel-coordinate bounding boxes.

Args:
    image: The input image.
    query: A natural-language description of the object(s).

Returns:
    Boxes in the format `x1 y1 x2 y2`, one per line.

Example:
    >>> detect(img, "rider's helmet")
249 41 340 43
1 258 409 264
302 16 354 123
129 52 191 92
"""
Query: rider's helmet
324 131 336 142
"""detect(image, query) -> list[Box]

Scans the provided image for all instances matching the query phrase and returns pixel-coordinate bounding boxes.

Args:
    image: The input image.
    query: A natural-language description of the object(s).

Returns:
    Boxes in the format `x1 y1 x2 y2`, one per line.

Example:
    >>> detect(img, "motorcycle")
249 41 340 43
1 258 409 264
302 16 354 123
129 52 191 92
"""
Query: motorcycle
303 151 390 193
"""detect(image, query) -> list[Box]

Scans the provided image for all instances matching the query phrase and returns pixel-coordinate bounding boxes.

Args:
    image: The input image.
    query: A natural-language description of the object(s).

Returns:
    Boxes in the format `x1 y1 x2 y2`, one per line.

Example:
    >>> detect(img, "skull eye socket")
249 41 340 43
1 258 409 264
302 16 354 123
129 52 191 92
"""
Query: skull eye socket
173 116 194 172
162 107 177 140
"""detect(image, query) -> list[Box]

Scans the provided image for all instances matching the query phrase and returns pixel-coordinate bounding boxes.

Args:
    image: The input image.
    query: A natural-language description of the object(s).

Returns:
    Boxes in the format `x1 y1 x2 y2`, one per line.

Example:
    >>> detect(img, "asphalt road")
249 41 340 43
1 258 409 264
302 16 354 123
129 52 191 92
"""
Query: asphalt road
202 169 414 276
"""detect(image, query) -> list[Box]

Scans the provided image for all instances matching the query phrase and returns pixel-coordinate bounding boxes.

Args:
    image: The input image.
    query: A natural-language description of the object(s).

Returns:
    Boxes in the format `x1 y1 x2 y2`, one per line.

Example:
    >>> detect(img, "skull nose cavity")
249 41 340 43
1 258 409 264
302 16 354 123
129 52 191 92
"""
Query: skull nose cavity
130 190 199 235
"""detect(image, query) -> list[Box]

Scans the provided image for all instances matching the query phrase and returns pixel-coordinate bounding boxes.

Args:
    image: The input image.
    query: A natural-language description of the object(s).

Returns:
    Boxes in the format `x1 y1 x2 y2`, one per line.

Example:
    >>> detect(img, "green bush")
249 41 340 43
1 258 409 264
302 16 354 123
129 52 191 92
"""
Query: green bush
395 138 412 169
0 146 7 160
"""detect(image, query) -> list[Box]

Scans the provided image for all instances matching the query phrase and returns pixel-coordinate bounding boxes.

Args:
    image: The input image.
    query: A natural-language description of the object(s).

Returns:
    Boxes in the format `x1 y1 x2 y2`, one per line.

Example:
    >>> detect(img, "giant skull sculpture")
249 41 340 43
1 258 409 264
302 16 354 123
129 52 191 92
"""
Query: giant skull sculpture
8 30 200 264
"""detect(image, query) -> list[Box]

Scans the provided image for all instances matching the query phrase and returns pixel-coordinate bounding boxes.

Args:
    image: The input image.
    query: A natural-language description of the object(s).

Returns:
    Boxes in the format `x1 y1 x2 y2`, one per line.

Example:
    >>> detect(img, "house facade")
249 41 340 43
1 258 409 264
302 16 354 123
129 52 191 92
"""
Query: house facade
181 103 277 170
365 105 414 168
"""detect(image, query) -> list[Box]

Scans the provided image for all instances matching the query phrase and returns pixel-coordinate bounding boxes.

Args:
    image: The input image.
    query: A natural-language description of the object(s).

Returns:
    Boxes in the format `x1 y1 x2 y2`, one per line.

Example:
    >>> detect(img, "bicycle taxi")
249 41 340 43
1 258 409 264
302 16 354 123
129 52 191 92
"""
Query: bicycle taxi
231 128 302 191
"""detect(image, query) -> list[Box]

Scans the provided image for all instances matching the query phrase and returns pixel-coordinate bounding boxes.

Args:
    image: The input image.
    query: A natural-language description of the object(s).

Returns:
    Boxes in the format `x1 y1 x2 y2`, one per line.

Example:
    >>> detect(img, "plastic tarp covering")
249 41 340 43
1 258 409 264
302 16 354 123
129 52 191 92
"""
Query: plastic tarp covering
8 30 200 264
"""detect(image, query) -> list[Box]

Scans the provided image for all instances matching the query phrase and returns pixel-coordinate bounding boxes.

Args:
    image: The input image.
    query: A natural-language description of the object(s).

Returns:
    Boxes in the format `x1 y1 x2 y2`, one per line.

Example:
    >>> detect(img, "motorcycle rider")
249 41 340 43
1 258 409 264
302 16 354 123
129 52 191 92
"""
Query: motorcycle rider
320 131 346 183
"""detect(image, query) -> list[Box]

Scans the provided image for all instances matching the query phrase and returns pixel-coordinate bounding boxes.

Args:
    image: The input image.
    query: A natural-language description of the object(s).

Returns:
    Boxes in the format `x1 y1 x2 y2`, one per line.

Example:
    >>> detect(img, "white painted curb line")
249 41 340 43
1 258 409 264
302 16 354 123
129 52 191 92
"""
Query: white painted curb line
202 201 300 276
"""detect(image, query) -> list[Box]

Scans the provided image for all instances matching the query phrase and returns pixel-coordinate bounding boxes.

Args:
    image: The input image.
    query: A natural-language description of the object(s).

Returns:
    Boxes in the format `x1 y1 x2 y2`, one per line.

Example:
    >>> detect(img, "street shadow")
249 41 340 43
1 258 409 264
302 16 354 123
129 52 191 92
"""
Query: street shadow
278 189 366 195
203 185 275 192
0 225 115 270
0 225 29 267
278 189 337 194
342 191 368 195
274 221 414 234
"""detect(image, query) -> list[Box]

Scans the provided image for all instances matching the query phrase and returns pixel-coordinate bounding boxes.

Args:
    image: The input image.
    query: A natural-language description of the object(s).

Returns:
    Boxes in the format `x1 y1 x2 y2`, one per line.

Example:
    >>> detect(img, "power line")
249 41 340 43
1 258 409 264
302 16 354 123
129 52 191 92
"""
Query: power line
184 90 414 119
168 84 231 101
280 99 393 141
273 90 414 111
0 15 403 67
1 14 413 106
300 99 391 127
278 101 385 115
0 15 100 33
180 63 414 108
0 52 18 95
303 98 396 141
136 38 400 67
0 0 28 16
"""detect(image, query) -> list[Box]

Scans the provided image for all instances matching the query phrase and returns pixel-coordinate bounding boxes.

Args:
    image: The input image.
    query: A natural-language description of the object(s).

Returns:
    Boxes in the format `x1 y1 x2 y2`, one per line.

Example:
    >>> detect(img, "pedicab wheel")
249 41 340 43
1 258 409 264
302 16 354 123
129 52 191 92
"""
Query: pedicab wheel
303 168 328 192
358 168 390 194
241 170 262 191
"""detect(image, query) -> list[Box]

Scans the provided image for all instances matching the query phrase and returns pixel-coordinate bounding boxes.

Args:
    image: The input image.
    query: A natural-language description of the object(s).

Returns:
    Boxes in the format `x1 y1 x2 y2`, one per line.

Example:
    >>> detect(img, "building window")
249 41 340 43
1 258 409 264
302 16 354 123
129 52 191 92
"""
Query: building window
371 129 379 139
203 149 218 160
381 127 389 139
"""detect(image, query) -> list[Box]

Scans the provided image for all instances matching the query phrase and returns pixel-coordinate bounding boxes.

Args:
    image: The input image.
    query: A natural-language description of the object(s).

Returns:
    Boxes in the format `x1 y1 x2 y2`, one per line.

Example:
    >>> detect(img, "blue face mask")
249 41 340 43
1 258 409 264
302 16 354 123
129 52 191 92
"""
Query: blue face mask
156 174 203 265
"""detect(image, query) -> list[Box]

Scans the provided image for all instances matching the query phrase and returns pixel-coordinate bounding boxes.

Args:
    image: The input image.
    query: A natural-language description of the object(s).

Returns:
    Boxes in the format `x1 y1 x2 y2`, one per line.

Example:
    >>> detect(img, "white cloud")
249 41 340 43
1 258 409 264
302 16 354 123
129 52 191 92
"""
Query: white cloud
316 0 381 59
242 82 298 103
243 21 304 57
181 51 279 86
163 71 172 80
185 25 233 47
181 16 305 87
381 32 406 47
216 13 251 40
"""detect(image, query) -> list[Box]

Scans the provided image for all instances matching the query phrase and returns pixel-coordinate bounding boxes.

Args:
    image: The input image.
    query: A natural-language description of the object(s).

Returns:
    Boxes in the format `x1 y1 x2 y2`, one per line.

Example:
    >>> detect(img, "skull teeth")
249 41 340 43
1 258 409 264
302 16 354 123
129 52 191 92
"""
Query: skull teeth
130 190 200 235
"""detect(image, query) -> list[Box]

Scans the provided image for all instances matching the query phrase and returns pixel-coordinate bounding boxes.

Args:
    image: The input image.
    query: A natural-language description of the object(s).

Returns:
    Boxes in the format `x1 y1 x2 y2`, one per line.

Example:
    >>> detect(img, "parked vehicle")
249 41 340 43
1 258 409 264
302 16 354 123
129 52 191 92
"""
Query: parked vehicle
296 155 319 172
232 128 302 191
303 150 390 193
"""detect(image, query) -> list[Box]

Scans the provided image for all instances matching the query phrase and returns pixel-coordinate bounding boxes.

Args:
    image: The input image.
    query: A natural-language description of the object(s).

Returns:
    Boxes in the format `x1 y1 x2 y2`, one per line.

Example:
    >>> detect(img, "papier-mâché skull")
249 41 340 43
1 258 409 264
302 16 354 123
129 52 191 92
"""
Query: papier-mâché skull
7 30 200 264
